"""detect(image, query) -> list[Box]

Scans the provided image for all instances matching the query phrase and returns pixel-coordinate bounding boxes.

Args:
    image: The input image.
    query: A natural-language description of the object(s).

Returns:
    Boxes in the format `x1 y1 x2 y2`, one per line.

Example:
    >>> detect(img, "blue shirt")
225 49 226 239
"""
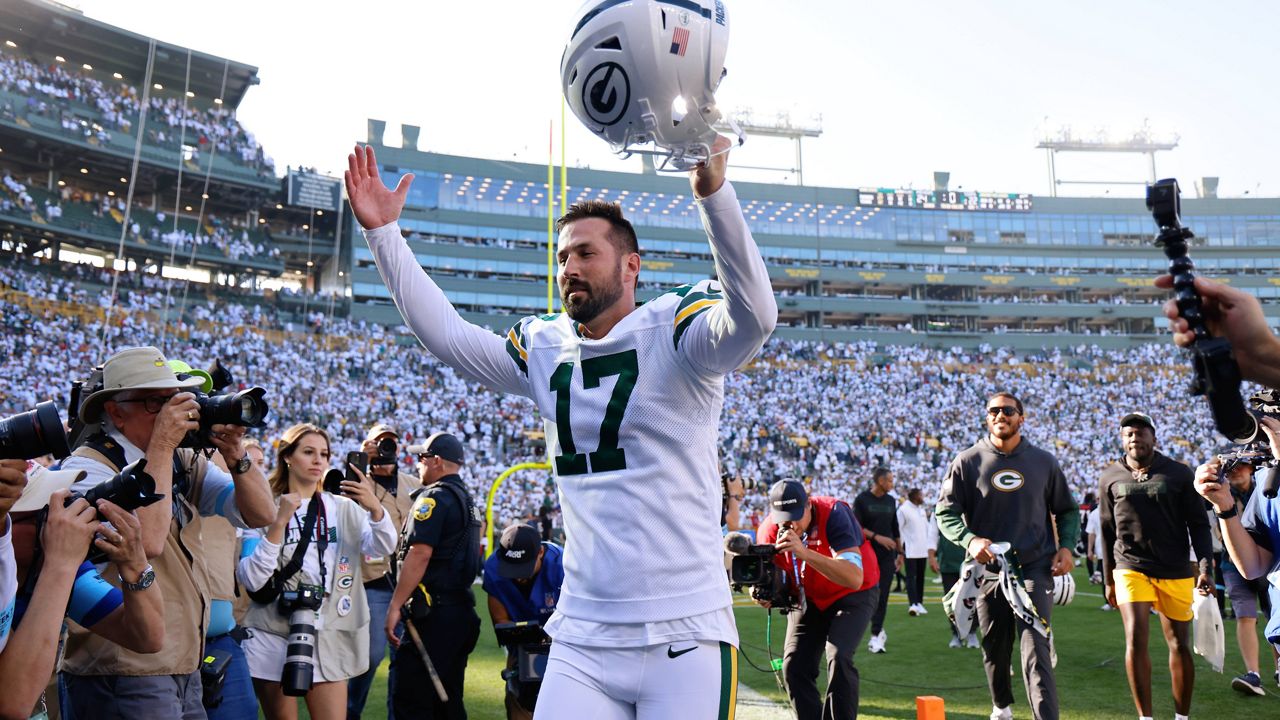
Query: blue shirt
481 542 564 624
1241 487 1280 643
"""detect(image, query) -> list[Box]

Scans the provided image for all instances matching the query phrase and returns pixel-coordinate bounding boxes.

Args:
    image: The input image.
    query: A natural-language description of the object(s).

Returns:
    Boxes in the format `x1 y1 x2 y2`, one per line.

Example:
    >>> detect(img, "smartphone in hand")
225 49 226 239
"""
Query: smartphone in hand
346 451 369 486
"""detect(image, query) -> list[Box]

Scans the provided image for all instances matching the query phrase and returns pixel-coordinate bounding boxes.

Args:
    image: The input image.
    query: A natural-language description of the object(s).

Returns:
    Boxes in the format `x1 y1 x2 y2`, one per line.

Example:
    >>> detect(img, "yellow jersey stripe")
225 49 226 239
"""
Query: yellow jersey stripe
674 297 722 328
506 328 528 361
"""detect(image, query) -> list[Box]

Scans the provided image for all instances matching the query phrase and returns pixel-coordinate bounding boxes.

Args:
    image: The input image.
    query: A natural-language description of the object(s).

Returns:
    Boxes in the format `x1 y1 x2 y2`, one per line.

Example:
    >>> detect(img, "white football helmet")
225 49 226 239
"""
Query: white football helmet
561 0 743 170
1052 573 1075 606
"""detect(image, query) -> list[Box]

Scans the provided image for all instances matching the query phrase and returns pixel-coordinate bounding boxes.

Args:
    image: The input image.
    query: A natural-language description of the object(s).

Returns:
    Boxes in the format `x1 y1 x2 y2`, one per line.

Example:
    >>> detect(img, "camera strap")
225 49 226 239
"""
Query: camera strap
247 496 322 604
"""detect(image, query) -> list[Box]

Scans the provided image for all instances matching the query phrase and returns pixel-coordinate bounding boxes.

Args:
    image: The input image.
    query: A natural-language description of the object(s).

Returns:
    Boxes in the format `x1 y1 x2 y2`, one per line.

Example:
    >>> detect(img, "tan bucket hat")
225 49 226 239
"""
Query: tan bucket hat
79 346 205 423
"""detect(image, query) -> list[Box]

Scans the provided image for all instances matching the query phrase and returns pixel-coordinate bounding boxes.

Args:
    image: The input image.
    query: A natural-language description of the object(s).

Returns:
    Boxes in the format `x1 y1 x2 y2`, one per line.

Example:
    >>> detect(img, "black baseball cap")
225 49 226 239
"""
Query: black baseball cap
769 479 808 522
496 524 542 579
1120 412 1156 432
406 432 465 465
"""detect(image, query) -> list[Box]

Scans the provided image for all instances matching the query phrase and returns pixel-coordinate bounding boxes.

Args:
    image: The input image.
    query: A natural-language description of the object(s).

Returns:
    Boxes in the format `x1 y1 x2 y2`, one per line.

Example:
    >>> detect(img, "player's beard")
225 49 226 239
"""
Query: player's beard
561 267 624 325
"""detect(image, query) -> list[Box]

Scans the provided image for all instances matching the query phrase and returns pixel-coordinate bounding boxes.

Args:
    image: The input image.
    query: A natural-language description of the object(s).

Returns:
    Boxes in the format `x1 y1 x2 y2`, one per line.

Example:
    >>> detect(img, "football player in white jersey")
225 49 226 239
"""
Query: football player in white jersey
345 134 775 719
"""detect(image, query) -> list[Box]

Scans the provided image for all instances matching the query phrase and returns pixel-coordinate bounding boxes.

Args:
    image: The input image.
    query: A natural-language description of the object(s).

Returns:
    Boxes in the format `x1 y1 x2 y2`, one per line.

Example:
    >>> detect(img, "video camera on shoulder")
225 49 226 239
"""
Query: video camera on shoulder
724 531 798 613
495 621 551 711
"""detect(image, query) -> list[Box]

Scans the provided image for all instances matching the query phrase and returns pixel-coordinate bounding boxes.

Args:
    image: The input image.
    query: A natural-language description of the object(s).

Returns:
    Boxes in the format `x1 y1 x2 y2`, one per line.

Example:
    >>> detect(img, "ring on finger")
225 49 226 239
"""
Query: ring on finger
187 411 196 421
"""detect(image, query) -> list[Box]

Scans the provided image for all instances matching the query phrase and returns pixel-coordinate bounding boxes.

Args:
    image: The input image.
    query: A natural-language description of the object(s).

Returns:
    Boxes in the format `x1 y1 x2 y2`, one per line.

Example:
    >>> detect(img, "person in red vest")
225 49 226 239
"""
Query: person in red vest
756 479 881 720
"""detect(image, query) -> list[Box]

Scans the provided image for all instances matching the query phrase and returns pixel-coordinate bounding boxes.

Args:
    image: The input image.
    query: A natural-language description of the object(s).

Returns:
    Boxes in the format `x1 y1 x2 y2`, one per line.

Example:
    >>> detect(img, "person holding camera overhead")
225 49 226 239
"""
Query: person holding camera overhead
238 423 397 720
347 423 420 720
384 432 481 720
754 479 879 720
58 346 277 719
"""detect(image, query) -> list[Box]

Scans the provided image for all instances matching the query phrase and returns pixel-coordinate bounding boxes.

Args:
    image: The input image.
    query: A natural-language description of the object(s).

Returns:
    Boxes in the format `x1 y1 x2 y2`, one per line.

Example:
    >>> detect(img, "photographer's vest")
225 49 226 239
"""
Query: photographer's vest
763 496 881 611
360 471 416 584
201 516 246 626
62 438 214 677
242 495 373 680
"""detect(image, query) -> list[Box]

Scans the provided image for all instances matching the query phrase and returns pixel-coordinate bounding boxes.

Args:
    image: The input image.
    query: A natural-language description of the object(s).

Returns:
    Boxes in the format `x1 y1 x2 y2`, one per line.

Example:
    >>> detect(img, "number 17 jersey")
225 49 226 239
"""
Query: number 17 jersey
503 280 735 626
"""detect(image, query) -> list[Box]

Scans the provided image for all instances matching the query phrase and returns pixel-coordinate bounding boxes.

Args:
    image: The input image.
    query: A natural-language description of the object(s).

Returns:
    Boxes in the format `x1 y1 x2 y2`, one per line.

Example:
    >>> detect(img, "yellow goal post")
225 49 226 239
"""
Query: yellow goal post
484 461 553 558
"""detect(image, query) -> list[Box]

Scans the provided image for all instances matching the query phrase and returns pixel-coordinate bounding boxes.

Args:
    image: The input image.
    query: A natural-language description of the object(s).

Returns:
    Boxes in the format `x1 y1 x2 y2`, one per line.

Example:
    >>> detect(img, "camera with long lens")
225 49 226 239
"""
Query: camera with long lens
368 437 397 466
724 531 797 613
0 401 71 460
495 621 552 711
277 583 324 697
1148 178 1279 496
178 385 270 451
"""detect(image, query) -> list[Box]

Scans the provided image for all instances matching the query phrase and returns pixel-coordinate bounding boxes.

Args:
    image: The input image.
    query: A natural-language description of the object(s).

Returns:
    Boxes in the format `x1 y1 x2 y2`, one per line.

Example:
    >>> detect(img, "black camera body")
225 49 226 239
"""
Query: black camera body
725 533 798 613
368 437 397 466
179 386 270 450
495 621 551 711
66 458 163 519
1218 389 1280 479
278 583 324 697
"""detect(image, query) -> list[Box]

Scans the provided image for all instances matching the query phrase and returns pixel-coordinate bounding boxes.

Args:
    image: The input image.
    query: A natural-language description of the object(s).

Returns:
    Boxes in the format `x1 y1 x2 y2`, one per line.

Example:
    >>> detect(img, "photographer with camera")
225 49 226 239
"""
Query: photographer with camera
1099 412 1213 720
1193 418 1280 687
754 479 878 720
347 423 420 720
482 523 564 720
58 346 276 719
238 422 397 720
384 432 480 720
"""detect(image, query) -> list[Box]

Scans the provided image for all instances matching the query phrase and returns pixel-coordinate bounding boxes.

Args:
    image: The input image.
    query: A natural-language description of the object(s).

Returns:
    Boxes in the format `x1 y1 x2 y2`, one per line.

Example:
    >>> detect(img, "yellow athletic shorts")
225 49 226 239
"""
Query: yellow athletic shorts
1112 568 1194 622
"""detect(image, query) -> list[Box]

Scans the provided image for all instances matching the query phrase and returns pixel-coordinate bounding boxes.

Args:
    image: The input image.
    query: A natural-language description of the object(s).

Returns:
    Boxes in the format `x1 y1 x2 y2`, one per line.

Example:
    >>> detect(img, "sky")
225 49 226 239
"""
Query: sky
65 0 1280 199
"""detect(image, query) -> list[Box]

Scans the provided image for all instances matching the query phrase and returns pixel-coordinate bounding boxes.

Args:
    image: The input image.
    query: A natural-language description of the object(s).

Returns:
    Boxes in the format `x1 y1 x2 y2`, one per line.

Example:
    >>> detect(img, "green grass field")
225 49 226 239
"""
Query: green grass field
329 566 1277 719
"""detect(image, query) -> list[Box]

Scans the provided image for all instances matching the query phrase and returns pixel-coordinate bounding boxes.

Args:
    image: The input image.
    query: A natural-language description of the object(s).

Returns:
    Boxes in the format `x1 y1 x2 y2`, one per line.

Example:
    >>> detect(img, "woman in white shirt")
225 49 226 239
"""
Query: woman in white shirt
238 423 398 720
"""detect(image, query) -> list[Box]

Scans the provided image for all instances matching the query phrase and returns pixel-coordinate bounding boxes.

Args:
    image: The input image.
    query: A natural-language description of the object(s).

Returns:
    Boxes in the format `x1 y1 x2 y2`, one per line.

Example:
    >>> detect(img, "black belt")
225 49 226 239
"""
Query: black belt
424 588 475 607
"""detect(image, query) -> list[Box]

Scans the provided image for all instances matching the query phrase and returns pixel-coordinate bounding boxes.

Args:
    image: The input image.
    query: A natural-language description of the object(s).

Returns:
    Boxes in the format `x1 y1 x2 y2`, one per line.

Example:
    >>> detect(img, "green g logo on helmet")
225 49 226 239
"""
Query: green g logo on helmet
991 469 1025 492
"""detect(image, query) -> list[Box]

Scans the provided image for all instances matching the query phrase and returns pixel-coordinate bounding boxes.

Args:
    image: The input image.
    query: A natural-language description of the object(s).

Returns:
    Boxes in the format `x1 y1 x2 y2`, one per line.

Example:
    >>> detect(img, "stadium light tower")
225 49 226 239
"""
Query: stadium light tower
714 108 823 185
1036 122 1179 197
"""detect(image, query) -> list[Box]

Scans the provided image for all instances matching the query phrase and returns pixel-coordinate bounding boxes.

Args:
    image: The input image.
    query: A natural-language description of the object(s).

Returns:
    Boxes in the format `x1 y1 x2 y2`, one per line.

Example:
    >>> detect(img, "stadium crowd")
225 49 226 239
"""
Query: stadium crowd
0 50 274 176
0 169 277 262
0 261 1227 535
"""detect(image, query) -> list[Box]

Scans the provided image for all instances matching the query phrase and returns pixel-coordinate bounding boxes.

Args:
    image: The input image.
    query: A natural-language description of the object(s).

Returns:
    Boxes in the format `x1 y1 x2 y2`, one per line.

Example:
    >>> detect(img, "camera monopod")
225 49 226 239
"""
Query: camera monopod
1148 179 1280 497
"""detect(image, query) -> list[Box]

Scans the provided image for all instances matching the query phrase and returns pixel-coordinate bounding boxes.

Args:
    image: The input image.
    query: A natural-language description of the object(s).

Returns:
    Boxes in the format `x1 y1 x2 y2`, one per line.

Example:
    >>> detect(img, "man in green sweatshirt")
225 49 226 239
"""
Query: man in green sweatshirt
936 391 1079 720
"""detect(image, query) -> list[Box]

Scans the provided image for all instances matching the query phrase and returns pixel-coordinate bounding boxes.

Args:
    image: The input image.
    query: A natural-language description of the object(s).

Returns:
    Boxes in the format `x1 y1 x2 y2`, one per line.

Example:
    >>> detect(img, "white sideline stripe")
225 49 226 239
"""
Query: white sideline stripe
734 680 792 719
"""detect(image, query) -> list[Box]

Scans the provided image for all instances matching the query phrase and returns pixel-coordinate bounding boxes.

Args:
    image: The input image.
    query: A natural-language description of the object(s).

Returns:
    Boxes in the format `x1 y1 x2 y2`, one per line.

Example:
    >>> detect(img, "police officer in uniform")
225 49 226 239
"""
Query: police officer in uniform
385 432 481 719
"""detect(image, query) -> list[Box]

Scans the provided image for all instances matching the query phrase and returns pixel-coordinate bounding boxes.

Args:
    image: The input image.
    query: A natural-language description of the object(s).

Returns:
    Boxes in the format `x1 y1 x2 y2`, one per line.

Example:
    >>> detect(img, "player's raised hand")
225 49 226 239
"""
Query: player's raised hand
690 134 732 199
345 145 414 230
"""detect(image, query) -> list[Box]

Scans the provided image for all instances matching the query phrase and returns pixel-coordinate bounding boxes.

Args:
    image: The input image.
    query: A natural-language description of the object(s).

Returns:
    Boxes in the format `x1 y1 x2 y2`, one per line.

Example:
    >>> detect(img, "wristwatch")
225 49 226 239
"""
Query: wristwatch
119 564 156 591
1215 503 1239 520
231 454 252 475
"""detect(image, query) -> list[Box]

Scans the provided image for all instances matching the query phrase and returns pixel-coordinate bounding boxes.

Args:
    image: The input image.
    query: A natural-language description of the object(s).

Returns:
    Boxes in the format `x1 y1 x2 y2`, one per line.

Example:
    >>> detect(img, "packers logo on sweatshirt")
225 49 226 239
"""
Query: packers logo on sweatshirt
990 469 1025 492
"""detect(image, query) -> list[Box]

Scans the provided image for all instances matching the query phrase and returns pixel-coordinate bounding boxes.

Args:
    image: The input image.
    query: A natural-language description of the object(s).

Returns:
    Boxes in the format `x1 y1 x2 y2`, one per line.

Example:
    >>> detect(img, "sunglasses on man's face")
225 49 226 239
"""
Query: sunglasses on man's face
986 406 1019 418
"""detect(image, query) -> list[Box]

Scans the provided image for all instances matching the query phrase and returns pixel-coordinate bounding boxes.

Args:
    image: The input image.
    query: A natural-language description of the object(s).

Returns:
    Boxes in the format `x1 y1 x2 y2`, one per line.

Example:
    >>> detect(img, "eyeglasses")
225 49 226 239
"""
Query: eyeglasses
986 406 1019 417
114 395 173 414
416 453 436 462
